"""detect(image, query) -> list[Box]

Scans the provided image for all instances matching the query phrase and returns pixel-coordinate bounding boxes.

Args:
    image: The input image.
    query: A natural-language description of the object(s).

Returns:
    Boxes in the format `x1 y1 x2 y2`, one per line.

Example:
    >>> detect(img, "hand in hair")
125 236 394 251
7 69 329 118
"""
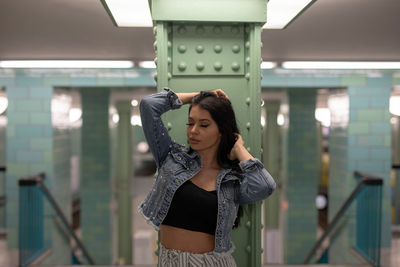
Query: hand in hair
210 89 229 99
228 133 255 162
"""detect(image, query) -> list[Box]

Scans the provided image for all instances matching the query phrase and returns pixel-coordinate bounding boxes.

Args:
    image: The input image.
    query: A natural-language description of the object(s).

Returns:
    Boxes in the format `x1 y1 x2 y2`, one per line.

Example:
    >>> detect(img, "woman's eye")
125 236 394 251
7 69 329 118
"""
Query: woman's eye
200 124 209 128
186 123 194 126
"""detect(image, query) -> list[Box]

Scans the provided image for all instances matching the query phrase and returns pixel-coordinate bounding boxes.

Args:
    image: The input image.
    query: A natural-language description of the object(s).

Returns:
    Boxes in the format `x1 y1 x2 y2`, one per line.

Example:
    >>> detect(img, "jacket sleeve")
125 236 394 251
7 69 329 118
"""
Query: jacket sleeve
139 88 183 167
237 158 276 205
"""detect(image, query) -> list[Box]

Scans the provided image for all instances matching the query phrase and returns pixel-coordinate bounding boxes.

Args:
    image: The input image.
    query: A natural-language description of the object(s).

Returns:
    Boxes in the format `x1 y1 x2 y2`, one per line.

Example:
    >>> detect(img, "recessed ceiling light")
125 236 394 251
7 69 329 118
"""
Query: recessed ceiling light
263 0 316 29
101 0 152 27
282 61 400 69
0 60 134 68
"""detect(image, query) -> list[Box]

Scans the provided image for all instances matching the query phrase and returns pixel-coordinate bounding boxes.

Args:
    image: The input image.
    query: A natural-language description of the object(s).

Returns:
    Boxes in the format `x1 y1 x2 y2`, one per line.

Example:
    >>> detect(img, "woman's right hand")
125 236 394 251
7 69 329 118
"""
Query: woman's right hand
210 89 229 99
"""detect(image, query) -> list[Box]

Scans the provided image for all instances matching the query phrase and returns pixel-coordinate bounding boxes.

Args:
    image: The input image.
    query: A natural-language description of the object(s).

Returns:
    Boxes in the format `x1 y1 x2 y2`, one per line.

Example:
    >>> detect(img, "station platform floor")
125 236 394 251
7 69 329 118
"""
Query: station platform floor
0 230 398 267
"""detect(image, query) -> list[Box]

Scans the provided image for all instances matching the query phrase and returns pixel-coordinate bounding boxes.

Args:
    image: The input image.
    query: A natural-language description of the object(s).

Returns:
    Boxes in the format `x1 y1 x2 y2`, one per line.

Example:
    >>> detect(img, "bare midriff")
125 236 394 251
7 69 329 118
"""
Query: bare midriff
160 224 215 253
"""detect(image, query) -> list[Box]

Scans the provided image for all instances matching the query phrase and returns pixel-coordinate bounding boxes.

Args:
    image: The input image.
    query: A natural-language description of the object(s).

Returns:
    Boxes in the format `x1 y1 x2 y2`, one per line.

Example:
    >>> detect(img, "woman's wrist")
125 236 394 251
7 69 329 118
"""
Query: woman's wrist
176 92 198 104
234 145 254 162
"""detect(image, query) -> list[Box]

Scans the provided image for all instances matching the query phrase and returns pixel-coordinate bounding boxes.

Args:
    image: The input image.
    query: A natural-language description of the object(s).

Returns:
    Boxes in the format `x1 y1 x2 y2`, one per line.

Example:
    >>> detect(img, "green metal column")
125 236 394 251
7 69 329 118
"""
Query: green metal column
149 1 268 266
115 101 133 264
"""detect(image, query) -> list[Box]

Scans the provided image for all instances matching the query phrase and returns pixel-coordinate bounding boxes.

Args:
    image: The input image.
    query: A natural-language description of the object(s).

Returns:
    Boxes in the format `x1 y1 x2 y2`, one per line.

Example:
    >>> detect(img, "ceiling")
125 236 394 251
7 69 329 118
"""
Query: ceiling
0 0 399 64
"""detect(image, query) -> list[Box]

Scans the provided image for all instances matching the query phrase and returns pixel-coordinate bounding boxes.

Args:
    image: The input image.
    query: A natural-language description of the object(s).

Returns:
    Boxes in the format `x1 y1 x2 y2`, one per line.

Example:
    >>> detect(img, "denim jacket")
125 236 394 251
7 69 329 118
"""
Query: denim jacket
138 88 276 253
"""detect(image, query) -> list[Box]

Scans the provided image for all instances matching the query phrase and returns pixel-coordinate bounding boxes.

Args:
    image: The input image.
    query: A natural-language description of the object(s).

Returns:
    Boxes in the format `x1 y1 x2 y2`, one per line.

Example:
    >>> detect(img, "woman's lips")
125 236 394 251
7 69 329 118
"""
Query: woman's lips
189 138 200 144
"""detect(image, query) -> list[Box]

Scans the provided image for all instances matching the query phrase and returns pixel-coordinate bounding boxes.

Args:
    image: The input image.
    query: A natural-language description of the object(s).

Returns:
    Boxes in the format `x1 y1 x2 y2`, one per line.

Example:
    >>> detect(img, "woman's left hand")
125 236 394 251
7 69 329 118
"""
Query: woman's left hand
228 134 254 161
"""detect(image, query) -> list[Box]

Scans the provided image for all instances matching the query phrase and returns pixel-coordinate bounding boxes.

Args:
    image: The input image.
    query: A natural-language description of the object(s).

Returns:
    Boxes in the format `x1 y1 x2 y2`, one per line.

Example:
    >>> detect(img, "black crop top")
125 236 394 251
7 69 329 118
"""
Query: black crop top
162 180 218 235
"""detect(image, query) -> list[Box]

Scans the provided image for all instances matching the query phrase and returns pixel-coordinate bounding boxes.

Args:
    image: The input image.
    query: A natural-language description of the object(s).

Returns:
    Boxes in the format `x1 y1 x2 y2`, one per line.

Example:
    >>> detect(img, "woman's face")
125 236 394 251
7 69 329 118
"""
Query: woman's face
187 105 221 153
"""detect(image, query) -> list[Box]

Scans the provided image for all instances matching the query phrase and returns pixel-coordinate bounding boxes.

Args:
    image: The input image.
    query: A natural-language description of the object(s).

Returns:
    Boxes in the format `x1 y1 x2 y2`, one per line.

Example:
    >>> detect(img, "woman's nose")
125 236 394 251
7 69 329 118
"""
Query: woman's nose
191 124 199 133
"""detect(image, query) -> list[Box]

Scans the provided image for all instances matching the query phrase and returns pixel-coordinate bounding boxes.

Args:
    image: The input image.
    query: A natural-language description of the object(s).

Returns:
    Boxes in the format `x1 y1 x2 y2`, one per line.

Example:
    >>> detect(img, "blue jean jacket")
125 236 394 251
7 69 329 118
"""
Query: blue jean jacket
138 88 276 253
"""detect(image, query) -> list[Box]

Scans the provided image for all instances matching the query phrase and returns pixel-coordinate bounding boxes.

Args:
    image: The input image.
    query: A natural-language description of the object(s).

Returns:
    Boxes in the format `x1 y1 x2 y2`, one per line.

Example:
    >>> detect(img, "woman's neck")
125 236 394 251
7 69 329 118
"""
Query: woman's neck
197 149 220 170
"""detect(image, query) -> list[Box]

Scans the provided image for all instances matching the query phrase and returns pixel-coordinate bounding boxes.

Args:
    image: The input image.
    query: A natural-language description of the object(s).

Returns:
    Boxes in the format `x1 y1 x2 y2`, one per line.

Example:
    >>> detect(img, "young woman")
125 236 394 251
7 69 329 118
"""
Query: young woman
138 88 276 266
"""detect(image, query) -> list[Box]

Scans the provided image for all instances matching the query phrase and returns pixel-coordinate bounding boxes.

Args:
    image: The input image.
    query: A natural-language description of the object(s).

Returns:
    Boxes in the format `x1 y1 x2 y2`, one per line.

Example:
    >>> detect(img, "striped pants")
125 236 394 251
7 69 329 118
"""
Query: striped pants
158 243 237 267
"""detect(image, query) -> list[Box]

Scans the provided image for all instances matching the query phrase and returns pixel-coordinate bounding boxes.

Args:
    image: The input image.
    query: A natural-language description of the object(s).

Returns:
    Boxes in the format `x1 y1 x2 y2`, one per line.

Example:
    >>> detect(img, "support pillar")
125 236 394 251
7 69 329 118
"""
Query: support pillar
80 88 111 264
115 101 133 264
284 89 318 263
149 1 268 266
263 100 281 263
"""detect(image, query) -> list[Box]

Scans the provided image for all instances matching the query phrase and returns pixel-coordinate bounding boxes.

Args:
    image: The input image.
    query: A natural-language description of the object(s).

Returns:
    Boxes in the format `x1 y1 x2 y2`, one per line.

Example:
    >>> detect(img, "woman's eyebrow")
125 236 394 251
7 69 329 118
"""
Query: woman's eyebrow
188 117 211 122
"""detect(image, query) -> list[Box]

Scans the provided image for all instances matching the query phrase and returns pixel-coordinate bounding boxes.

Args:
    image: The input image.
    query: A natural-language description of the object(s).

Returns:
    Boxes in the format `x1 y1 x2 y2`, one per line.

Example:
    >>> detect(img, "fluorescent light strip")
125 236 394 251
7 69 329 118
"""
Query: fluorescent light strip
264 0 314 29
282 61 400 70
103 0 152 27
138 61 156 68
0 60 134 68
261 62 277 69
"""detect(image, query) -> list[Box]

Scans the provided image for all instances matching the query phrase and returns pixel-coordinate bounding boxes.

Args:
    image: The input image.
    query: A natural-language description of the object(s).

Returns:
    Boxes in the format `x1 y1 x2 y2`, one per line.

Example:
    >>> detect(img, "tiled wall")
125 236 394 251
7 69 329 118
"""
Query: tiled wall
80 88 111 264
262 69 397 263
284 88 318 263
0 68 155 265
0 67 398 265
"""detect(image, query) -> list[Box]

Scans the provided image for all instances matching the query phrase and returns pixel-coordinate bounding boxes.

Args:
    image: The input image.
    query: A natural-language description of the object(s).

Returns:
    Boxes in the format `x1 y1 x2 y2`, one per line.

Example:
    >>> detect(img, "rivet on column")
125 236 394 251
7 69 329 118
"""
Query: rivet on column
232 44 240 53
154 57 158 66
178 62 187 72
246 57 250 64
246 246 251 253
153 26 157 35
245 41 250 49
231 26 239 34
178 45 187 53
167 57 171 65
167 122 172 131
246 97 251 106
167 72 172 80
153 73 157 81
153 41 157 51
213 25 222 34
246 122 251 129
246 221 251 228
214 62 222 72
231 62 240 71
196 62 205 71
178 26 187 34
167 41 172 48
214 45 222 54
196 45 204 54
245 73 250 80
196 25 205 34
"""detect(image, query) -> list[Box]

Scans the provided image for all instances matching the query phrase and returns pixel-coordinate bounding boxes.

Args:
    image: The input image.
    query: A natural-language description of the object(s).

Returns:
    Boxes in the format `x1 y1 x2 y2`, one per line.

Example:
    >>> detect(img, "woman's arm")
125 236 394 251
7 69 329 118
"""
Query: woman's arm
229 134 276 205
236 159 276 205
140 88 182 167
176 89 228 104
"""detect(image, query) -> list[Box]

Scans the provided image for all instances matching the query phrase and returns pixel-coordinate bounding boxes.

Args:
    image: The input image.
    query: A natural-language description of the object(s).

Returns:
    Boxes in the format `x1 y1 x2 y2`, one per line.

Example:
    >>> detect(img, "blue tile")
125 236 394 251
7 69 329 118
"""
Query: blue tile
29 87 53 99
70 76 97 86
16 75 43 87
370 96 390 108
370 122 391 134
6 87 29 99
16 150 43 163
0 77 15 86
369 148 391 160
349 96 369 108
15 125 43 137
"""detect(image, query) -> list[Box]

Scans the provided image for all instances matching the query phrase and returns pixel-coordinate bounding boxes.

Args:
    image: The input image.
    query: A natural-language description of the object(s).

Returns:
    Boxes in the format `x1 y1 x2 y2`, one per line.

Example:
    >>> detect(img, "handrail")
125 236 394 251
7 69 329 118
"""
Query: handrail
303 172 383 264
19 173 95 265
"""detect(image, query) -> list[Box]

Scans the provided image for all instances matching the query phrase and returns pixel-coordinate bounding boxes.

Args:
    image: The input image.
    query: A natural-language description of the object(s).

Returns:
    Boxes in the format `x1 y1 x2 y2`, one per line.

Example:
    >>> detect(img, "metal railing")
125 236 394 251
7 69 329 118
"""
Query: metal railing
18 173 94 266
303 171 383 267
